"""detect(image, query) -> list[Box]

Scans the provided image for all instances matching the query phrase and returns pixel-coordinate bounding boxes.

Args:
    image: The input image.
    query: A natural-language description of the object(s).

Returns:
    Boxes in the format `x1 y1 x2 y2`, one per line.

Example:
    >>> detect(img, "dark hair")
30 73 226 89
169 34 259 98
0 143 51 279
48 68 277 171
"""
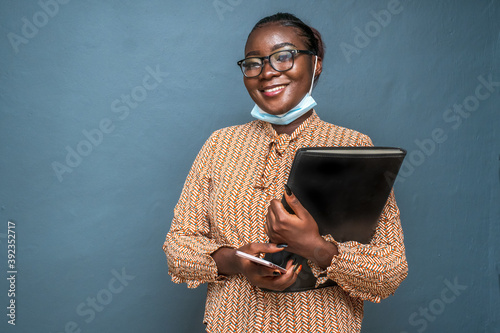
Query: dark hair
249 12 325 82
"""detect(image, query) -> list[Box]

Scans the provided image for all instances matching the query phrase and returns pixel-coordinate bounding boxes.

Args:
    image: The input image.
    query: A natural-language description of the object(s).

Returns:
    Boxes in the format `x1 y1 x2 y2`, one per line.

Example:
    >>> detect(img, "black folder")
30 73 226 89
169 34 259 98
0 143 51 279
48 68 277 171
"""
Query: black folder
264 146 406 292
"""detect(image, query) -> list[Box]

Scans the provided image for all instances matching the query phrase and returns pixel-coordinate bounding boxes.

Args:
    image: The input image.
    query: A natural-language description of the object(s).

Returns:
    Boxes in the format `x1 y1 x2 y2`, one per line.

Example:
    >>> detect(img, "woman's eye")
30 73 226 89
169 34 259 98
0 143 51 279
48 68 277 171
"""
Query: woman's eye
275 53 292 63
244 60 261 69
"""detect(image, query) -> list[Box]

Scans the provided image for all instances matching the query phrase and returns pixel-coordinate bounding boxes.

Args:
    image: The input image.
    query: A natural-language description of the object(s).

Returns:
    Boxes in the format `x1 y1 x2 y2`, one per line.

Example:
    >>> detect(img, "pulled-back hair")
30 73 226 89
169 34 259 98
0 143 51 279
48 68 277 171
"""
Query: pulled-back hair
250 13 325 82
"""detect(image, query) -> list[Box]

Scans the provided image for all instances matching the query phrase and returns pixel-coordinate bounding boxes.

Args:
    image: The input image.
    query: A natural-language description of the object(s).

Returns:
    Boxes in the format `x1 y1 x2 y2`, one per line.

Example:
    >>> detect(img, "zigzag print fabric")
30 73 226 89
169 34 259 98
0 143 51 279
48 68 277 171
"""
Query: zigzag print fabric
163 112 408 332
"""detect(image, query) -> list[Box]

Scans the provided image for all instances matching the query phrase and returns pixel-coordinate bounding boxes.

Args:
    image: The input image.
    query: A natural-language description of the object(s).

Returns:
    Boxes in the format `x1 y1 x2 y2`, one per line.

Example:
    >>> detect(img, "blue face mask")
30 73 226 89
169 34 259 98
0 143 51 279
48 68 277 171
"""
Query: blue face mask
251 56 318 126
250 94 316 125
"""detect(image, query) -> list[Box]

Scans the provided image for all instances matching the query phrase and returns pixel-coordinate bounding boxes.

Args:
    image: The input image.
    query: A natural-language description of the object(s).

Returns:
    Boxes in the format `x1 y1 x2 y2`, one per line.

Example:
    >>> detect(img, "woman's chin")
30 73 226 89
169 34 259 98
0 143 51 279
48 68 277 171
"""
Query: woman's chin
259 106 289 116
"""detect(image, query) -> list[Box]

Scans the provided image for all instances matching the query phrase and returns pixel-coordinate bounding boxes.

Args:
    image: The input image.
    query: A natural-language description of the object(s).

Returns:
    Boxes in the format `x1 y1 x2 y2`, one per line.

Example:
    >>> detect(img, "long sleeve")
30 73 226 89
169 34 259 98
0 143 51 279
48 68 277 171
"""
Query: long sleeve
310 191 408 303
162 114 408 332
163 133 229 288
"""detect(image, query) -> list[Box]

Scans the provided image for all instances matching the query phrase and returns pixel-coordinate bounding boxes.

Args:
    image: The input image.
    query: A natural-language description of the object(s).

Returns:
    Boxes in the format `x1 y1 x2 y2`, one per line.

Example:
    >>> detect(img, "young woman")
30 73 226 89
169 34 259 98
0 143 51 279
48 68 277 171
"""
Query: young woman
164 12 408 332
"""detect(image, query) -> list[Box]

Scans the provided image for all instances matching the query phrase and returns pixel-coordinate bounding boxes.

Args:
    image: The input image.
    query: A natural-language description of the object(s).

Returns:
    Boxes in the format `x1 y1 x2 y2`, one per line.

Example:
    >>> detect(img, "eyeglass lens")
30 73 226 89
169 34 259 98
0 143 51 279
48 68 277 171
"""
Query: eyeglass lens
241 50 294 77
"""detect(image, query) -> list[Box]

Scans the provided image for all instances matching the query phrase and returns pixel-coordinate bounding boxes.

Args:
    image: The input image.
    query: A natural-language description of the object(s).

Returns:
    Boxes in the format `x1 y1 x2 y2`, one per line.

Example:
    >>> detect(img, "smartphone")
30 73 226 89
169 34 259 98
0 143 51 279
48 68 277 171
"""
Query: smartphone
235 250 287 274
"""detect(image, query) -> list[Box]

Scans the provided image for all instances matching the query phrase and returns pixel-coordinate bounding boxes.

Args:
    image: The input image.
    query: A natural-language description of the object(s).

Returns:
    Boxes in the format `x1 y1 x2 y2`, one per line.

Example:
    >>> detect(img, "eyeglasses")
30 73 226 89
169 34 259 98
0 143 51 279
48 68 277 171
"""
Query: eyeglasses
237 49 315 78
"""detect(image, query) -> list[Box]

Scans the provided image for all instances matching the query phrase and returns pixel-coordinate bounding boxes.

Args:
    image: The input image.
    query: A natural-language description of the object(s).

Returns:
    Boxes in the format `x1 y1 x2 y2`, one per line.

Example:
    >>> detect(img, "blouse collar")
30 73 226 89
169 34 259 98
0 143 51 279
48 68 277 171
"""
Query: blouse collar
260 110 321 142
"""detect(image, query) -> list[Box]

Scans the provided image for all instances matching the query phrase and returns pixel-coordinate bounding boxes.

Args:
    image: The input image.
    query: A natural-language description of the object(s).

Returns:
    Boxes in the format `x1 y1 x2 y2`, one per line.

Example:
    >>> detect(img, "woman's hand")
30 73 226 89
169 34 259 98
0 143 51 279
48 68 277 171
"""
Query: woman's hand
211 243 302 291
265 188 338 268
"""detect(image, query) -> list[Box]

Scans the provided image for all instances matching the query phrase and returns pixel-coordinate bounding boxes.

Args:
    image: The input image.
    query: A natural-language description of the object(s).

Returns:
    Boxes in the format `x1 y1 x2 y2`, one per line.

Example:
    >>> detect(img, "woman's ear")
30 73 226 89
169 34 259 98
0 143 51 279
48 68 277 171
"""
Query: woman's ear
314 56 323 77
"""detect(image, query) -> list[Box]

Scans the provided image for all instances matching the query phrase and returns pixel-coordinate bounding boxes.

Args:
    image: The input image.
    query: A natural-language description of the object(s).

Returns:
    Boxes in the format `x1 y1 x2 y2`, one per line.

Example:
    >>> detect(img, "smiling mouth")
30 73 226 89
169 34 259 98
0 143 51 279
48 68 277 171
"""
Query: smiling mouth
261 84 287 96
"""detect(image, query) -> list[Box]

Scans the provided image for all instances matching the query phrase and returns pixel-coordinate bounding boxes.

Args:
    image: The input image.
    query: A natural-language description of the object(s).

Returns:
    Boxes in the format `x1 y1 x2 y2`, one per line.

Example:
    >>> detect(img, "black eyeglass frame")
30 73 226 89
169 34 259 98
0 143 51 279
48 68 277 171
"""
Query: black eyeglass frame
237 49 315 78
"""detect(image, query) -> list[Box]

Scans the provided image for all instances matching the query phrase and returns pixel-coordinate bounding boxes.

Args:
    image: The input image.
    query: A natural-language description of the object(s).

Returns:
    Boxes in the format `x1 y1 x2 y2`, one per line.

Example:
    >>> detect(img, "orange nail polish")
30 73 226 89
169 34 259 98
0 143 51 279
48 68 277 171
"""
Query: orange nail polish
296 265 303 274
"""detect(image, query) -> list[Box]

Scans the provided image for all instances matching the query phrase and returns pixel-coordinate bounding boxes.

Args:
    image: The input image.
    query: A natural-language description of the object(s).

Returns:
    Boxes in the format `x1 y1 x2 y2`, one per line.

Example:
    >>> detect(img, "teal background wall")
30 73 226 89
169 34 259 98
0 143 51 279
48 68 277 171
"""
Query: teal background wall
1 0 499 332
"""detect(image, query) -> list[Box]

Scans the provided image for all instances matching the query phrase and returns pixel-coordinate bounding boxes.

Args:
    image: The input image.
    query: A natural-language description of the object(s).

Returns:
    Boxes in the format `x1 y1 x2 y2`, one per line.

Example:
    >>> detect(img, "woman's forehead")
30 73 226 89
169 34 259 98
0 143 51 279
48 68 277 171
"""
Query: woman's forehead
244 24 307 55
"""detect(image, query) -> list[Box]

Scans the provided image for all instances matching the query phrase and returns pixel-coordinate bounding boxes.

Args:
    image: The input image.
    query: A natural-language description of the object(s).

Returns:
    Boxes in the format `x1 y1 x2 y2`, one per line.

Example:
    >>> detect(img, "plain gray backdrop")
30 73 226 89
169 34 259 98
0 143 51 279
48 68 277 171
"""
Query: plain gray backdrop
1 0 499 332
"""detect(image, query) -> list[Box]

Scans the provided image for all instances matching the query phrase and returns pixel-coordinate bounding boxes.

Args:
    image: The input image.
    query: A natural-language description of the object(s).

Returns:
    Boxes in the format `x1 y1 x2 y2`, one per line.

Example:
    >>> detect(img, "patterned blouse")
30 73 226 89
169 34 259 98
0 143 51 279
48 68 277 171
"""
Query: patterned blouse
163 112 408 332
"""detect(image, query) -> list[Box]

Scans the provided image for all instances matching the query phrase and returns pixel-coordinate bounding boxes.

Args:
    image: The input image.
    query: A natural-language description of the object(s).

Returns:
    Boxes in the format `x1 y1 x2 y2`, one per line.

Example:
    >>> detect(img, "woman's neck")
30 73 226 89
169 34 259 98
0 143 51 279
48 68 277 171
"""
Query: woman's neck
271 110 313 136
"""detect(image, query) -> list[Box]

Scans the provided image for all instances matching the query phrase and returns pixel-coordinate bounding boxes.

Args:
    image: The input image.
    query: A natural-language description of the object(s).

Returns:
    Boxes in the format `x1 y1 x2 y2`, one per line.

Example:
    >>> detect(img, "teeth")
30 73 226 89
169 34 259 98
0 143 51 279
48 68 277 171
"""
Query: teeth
264 85 286 93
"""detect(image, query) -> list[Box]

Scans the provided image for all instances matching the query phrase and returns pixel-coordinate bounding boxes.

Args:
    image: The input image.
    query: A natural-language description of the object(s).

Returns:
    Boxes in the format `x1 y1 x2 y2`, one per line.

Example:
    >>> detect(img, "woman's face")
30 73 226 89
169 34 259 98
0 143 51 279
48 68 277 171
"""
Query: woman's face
243 23 322 115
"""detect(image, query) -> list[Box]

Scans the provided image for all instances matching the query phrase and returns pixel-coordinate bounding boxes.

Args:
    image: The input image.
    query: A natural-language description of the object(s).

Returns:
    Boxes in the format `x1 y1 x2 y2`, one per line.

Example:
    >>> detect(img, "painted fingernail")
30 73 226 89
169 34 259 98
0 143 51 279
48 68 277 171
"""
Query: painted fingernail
273 271 280 276
293 263 300 272
277 243 288 248
296 265 303 274
284 184 292 196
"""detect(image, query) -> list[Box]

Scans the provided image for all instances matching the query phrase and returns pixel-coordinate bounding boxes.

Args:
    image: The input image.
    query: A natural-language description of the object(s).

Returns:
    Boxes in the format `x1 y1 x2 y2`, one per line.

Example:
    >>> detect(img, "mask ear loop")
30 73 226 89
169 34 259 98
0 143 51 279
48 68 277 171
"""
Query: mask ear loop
308 55 318 95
